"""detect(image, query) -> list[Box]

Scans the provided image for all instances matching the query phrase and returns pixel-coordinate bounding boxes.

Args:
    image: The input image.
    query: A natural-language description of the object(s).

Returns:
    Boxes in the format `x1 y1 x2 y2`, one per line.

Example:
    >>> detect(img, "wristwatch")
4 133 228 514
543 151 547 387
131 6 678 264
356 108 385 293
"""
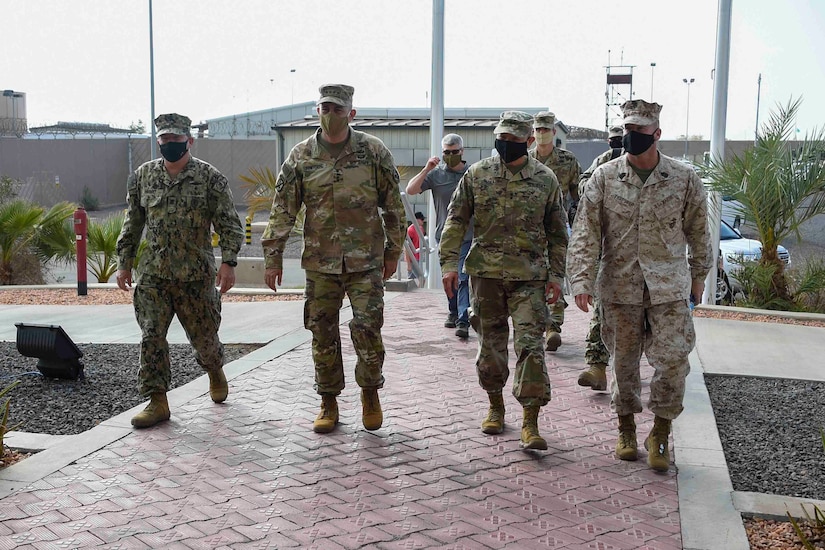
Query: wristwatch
222 260 238 267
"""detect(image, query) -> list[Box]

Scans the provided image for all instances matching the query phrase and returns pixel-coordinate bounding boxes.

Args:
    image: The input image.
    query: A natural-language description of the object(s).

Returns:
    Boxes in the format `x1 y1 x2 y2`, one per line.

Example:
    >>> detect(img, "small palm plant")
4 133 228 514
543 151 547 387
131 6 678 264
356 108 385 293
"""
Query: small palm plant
0 199 77 284
87 212 126 283
239 167 305 234
0 380 22 452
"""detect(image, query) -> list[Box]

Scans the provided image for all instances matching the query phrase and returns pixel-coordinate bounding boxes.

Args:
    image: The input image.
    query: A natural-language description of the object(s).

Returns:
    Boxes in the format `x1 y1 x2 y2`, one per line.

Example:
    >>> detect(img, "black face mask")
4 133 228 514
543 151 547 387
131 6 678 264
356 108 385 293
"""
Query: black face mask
621 131 656 155
159 141 189 162
608 137 623 149
494 139 528 163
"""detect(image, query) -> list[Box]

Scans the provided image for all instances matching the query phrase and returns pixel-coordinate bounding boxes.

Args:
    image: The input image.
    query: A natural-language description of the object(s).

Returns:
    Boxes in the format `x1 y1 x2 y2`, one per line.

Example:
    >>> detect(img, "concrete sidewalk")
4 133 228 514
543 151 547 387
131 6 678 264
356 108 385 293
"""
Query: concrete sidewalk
1 290 822 548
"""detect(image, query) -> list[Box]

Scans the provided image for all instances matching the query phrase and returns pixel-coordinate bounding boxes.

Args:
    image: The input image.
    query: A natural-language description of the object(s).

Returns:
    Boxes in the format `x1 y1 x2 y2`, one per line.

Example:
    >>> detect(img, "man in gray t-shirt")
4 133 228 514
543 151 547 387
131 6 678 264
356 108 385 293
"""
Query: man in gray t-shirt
406 133 473 338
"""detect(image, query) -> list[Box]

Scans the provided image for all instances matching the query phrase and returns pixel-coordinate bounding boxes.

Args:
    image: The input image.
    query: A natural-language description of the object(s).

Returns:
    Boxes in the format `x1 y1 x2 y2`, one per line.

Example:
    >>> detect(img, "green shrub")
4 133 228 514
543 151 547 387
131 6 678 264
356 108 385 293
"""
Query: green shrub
731 257 825 314
80 186 100 211
0 380 22 451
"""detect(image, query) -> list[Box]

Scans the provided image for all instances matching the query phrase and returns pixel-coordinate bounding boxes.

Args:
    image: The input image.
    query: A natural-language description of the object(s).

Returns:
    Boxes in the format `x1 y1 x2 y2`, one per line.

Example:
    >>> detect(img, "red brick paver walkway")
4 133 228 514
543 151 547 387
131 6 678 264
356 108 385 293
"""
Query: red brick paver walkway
0 290 679 549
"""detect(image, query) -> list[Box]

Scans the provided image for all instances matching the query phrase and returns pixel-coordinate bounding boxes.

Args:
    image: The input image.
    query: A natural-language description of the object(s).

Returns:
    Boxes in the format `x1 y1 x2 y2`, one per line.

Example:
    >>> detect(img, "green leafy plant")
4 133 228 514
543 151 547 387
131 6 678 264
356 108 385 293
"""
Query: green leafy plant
786 428 825 549
703 97 825 307
0 175 19 205
79 186 100 211
239 166 305 234
87 212 126 283
731 256 825 313
0 199 77 284
790 257 825 314
0 380 22 452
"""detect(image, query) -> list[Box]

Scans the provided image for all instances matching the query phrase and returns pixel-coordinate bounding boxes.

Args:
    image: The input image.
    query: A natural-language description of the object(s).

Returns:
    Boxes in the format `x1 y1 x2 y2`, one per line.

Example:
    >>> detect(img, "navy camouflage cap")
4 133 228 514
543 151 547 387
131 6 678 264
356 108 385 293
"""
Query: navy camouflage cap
493 111 534 139
621 100 662 127
608 124 624 138
317 84 355 107
154 113 191 136
533 111 556 129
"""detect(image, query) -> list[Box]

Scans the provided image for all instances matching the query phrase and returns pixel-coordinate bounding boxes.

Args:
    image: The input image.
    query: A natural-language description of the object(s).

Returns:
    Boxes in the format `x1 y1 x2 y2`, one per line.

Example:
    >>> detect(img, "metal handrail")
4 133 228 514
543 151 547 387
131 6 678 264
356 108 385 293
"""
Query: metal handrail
396 192 431 286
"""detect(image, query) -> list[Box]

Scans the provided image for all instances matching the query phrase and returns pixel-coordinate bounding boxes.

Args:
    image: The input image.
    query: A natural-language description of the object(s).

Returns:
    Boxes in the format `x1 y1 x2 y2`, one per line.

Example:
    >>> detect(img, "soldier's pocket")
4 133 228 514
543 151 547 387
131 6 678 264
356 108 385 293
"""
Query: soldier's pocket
653 195 683 240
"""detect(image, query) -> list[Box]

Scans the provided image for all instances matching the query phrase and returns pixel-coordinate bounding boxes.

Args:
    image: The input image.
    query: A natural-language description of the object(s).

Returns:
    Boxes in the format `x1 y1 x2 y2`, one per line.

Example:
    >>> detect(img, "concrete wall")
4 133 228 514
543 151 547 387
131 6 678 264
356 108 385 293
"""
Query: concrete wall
0 135 775 212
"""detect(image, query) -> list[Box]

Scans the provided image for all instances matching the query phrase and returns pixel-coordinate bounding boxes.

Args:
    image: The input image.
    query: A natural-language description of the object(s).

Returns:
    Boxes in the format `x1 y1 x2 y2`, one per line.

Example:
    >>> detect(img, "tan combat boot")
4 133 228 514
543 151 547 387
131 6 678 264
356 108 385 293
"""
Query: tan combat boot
520 406 548 450
577 363 607 391
313 394 339 433
481 391 505 434
615 414 638 461
545 331 562 351
645 416 672 472
131 392 171 429
361 388 383 430
208 367 229 403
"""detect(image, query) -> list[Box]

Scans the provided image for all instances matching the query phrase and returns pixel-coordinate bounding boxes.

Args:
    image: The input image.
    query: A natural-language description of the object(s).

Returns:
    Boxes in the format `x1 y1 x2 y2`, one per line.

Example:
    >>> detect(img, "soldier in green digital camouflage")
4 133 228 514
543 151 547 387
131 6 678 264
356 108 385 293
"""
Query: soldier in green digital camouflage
116 113 244 429
440 111 568 451
530 111 582 352
575 124 624 392
261 84 405 435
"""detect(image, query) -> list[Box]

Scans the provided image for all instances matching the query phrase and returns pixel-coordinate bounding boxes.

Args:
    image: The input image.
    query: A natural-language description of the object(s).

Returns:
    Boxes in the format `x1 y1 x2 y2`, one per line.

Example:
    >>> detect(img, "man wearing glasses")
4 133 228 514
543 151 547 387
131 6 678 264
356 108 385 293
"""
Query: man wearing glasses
406 133 473 339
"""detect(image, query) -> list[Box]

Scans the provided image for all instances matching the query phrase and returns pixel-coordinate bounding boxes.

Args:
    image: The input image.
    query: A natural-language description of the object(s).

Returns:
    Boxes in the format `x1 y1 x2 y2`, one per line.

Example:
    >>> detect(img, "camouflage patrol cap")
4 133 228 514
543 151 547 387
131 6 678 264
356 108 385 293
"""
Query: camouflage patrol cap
317 84 355 107
621 100 662 127
154 113 191 136
493 111 534 139
608 125 624 138
533 111 556 129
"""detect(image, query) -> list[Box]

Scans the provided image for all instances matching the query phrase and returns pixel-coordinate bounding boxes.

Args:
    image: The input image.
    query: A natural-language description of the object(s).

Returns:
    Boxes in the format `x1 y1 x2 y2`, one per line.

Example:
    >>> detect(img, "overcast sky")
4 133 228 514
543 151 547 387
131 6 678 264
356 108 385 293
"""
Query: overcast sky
3 0 823 140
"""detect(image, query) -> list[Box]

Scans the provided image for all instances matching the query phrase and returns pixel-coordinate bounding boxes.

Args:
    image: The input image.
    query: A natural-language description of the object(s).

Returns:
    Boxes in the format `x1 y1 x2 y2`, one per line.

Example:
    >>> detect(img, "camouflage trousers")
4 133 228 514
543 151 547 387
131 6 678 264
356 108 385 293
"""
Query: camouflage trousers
600 295 695 420
133 275 223 397
305 269 385 396
584 298 611 366
471 276 551 407
546 295 567 334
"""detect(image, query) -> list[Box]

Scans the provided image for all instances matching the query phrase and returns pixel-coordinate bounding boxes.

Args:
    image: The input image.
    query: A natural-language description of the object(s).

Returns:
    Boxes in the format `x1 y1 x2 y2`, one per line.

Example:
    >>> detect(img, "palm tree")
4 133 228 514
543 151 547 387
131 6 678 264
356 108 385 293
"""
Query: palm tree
0 200 77 285
703 98 825 304
239 166 305 234
87 211 126 283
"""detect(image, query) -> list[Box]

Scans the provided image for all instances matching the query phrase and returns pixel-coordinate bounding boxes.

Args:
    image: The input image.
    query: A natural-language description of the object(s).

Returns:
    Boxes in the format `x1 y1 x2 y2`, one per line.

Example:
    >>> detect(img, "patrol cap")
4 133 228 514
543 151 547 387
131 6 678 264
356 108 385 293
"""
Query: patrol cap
493 111 534 139
608 125 624 138
154 113 191 136
533 111 556 129
621 100 662 127
317 84 355 107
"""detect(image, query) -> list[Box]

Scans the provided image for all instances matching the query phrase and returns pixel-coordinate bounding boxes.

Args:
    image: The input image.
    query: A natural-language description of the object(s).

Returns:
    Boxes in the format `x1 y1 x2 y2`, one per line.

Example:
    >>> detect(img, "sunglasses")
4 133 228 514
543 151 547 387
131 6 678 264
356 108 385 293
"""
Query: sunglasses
442 150 462 156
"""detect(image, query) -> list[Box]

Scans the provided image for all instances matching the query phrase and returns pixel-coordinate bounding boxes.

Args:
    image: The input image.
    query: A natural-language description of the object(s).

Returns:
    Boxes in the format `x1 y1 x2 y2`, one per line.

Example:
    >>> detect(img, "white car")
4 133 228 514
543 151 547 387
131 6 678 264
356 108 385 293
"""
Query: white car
716 219 791 304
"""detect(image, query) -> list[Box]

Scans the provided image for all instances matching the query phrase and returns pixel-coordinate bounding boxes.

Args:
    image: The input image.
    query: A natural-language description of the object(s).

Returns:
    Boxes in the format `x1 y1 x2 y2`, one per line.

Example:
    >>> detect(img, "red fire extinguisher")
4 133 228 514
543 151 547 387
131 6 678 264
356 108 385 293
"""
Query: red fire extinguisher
74 206 88 296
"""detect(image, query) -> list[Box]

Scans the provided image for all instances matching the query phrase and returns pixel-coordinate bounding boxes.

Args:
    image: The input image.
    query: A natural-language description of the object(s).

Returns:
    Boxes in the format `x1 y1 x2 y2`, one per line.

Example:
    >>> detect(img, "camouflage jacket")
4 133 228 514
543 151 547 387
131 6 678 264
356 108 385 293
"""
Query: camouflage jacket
261 128 405 273
578 148 624 196
117 156 243 282
567 153 713 305
439 155 568 283
530 146 582 203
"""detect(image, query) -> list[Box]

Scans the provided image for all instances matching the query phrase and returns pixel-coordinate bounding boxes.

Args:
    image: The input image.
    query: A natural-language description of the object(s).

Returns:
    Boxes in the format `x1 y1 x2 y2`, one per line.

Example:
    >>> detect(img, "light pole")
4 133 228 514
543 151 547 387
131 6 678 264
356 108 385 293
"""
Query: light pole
650 62 656 100
683 77 695 159
149 0 156 159
290 69 296 104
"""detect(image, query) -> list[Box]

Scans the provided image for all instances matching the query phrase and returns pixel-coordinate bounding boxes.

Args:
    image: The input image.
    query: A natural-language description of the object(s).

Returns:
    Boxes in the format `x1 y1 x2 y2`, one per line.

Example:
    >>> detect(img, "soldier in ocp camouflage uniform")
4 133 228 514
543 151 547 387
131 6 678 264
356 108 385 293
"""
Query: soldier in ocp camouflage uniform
567 100 712 471
529 112 582 352
261 84 405 435
575 124 624 392
440 111 568 451
116 113 244 429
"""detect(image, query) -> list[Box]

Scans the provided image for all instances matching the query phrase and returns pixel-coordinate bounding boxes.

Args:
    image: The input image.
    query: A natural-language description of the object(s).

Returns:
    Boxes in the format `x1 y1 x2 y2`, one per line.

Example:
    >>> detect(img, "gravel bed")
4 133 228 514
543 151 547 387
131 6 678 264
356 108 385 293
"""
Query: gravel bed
2 341 262 435
705 375 825 500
